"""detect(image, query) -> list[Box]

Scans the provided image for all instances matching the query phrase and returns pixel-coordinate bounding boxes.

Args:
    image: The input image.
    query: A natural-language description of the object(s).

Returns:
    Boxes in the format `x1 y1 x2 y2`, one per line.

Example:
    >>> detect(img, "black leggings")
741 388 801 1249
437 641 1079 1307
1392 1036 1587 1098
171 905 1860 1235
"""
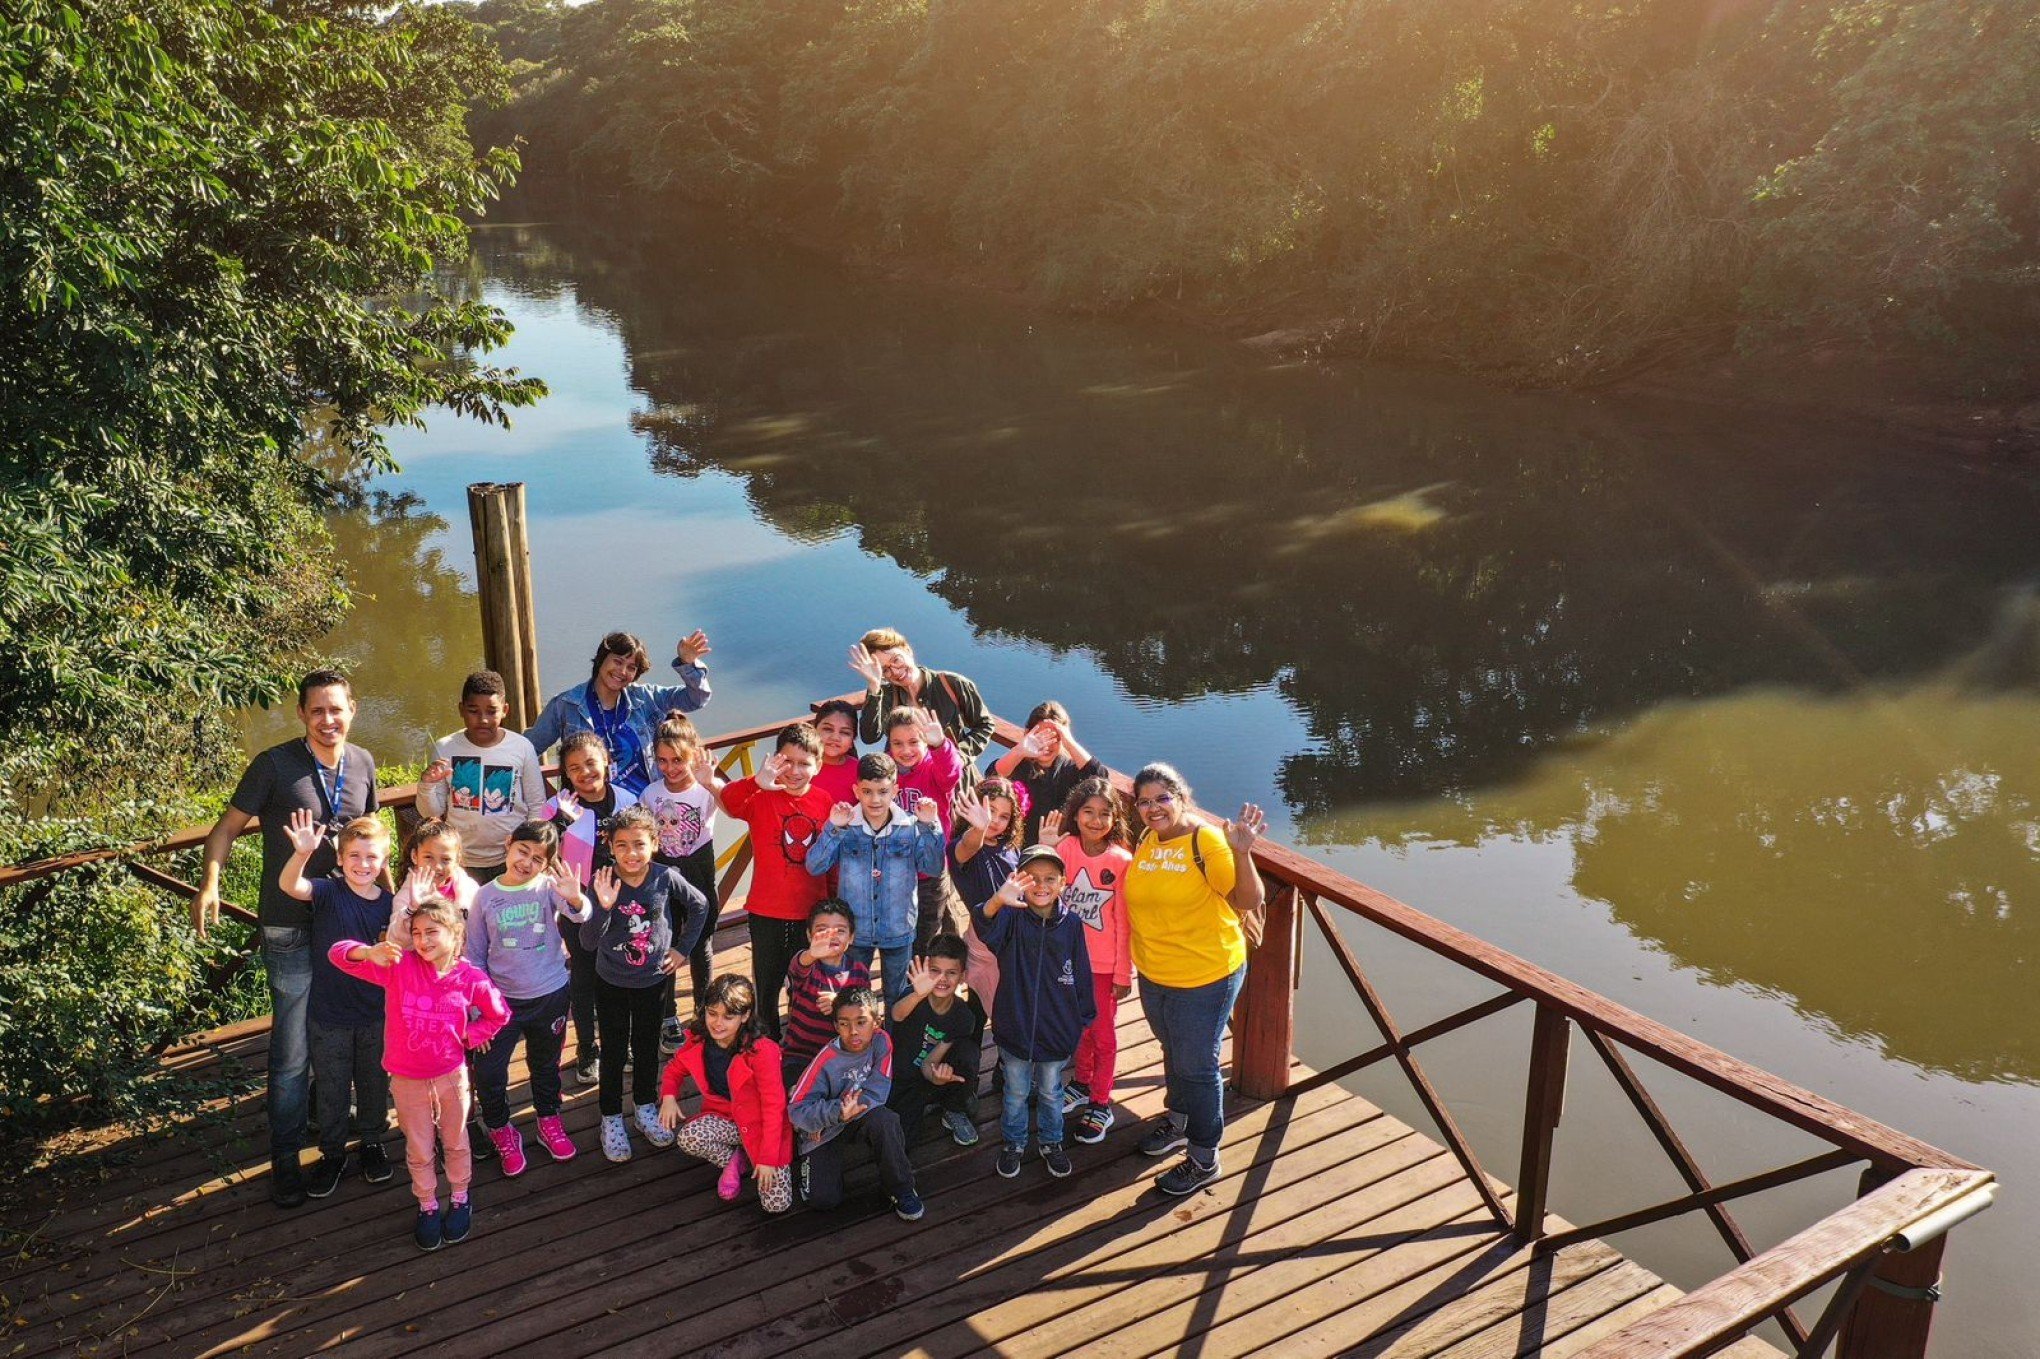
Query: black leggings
594 976 665 1115
561 917 599 1061
748 917 806 1042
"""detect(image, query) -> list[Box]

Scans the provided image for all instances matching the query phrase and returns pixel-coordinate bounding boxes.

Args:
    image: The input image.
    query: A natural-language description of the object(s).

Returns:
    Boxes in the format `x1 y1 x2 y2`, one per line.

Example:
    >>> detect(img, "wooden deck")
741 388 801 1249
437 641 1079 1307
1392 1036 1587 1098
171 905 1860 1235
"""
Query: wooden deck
3 917 1784 1359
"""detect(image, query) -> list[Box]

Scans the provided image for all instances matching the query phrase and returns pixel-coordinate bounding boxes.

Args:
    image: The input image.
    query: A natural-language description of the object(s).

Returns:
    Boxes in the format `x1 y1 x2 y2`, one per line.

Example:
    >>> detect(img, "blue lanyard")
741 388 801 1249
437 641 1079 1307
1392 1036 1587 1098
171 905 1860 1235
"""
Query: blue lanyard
306 741 347 822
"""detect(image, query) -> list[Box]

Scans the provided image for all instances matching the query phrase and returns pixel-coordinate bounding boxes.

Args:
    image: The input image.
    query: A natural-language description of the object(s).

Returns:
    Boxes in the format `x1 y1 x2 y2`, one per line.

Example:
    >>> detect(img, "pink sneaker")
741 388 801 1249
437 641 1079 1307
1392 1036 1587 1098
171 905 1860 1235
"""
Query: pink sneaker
489 1122 526 1177
717 1147 749 1202
535 1115 577 1163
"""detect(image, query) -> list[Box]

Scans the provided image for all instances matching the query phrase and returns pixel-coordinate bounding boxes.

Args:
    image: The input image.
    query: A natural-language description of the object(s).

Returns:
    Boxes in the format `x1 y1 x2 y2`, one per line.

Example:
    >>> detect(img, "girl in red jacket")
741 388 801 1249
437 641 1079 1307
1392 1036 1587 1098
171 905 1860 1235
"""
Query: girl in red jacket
656 974 793 1213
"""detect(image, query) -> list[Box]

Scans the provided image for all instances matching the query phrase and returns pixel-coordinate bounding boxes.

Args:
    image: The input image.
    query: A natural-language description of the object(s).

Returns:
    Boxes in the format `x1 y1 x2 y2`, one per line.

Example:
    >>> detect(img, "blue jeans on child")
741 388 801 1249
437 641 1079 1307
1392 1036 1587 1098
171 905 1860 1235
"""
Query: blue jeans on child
999 1050 1069 1148
1140 964 1246 1162
849 942 914 1009
262 926 314 1175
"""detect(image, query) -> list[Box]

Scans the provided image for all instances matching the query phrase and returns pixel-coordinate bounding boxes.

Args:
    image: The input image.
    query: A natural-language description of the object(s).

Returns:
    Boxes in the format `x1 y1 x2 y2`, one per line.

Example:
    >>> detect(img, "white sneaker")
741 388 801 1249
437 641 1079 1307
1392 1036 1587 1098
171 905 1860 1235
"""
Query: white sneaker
601 1114 633 1163
634 1103 675 1148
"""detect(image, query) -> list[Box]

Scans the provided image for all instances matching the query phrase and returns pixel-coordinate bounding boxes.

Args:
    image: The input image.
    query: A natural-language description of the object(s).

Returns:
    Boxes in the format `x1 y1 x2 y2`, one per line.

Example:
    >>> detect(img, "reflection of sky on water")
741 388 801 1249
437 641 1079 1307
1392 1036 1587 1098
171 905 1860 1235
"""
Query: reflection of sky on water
264 215 2040 1355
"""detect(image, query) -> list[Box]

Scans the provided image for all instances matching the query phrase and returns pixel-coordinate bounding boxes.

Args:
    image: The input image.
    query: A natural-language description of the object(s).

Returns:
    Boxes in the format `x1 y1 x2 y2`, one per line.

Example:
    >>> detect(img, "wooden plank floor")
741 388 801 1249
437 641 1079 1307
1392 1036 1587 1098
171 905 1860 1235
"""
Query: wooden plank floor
2 917 1784 1358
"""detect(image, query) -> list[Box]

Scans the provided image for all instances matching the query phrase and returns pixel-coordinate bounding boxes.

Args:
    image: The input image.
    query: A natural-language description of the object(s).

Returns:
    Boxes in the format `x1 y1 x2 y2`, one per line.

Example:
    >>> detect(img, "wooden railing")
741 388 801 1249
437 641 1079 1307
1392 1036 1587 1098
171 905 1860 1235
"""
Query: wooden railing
0 708 1993 1358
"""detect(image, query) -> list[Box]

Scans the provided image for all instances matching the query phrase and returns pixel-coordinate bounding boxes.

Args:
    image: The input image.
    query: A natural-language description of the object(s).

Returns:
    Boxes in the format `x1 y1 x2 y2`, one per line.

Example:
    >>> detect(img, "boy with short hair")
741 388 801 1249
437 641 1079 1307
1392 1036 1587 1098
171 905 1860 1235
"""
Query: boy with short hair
804 752 944 1007
719 723 834 1040
779 901 872 1088
280 810 398 1196
886 937 983 1147
974 845 1096 1180
418 670 548 882
789 988 924 1220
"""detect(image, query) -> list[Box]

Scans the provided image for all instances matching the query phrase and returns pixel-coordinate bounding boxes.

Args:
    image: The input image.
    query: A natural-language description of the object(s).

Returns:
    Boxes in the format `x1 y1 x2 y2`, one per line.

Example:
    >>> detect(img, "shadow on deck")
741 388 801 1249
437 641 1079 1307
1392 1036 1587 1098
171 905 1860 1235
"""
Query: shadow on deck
1 917 1779 1359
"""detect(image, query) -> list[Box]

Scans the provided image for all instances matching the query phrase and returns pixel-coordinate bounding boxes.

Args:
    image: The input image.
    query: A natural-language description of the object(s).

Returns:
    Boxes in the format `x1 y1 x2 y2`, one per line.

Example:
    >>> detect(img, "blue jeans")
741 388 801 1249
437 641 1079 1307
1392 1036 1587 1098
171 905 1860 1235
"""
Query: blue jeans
262 926 315 1169
999 1050 1068 1149
1140 965 1245 1162
849 942 913 1009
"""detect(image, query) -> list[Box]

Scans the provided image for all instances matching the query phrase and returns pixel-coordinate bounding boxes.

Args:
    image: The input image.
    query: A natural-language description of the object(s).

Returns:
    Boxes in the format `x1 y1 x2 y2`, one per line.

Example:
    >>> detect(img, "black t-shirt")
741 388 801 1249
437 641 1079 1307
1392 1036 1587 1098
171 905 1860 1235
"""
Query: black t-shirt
703 1037 735 1099
994 754 1107 845
229 740 380 928
890 995 983 1084
307 879 393 1028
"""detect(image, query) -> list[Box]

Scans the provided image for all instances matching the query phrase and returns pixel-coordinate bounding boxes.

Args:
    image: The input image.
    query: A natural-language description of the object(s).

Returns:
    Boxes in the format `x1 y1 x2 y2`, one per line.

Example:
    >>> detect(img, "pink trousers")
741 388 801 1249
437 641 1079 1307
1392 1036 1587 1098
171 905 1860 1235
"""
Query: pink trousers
963 923 1000 1027
1071 972 1121 1102
389 1067 473 1207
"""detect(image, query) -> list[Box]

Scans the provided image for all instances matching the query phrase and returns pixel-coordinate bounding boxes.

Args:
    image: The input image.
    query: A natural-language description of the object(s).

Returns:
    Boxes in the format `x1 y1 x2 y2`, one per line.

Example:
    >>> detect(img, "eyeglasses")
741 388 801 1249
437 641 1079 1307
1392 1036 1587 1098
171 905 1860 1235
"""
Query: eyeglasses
1134 793 1177 810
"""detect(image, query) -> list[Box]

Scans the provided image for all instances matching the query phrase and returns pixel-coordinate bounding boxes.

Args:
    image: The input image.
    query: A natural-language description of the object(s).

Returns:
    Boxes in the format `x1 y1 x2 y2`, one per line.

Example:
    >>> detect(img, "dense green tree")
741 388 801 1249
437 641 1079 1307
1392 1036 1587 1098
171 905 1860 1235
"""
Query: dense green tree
0 0 541 1128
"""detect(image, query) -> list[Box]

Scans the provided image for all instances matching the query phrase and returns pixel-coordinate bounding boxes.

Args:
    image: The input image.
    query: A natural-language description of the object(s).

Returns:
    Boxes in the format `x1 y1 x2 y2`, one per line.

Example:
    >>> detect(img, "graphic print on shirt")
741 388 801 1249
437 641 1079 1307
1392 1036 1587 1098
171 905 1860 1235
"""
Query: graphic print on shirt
451 756 519 815
781 812 820 865
400 987 456 1055
912 1019 964 1068
616 900 653 968
653 798 703 859
1061 865 1116 931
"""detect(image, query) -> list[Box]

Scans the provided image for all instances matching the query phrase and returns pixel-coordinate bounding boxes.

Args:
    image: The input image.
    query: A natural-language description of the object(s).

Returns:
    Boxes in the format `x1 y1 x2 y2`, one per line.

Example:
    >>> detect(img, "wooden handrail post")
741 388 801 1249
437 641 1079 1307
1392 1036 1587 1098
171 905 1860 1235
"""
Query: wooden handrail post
1835 1167 1948 1359
467 482 541 729
1232 879 1297 1100
1514 1003 1570 1241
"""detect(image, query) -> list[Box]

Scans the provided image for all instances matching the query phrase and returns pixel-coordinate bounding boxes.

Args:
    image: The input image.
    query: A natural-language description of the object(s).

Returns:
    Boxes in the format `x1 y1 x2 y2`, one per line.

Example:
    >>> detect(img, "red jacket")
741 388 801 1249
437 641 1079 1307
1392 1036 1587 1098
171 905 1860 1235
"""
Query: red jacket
659 1031 793 1168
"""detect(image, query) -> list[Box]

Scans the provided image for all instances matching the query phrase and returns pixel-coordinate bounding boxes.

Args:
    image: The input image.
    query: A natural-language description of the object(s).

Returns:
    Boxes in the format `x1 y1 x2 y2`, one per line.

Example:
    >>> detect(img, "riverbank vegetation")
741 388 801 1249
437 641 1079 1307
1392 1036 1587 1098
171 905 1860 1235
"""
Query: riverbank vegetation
470 0 2038 396
0 0 536 1130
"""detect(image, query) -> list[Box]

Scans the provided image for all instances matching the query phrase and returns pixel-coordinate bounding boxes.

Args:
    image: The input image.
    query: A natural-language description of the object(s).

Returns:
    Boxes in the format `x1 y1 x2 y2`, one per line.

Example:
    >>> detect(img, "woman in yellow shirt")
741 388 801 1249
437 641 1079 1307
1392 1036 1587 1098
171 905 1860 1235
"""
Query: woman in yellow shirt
1122 762 1266 1195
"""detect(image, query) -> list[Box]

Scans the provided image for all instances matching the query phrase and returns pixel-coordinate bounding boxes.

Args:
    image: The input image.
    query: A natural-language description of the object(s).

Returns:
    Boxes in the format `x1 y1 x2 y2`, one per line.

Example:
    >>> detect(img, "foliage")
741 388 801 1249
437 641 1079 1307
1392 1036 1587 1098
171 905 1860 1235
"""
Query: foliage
0 0 543 1133
475 0 2039 390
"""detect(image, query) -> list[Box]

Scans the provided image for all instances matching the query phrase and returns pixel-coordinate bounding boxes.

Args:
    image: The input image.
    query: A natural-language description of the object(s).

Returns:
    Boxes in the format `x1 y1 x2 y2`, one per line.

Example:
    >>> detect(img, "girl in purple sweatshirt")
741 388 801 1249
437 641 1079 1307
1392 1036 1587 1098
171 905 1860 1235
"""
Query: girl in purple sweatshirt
332 897 508 1253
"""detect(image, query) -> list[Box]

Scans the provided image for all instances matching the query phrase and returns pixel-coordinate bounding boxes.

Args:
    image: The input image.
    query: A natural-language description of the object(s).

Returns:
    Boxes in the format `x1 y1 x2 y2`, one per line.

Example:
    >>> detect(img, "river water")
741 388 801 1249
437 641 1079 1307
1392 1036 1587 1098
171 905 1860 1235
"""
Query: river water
247 203 2040 1353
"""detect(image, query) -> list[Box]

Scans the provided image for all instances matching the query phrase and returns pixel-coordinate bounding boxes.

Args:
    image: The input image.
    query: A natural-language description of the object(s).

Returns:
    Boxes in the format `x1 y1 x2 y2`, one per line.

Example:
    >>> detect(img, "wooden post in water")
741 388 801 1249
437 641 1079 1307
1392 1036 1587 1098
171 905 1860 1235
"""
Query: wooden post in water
1835 1166 1947 1359
467 482 542 730
1233 879 1298 1100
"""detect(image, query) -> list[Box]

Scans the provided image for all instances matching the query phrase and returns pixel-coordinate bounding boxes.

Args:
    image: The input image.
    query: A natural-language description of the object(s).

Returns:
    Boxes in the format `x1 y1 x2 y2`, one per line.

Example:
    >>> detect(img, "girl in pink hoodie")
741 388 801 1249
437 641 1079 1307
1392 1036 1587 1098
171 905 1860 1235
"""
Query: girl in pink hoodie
331 896 508 1252
1046 777 1134 1146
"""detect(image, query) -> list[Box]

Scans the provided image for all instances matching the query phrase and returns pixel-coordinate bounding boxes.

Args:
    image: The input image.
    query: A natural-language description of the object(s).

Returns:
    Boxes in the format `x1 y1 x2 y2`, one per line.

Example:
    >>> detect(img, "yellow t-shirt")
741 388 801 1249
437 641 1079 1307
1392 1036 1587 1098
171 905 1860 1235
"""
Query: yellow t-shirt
1125 824 1246 989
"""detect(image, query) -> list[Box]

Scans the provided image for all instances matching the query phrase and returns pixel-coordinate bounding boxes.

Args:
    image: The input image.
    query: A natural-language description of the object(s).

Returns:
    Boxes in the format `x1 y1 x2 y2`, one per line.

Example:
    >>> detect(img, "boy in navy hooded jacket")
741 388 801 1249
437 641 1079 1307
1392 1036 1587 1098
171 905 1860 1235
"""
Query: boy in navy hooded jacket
972 844 1095 1180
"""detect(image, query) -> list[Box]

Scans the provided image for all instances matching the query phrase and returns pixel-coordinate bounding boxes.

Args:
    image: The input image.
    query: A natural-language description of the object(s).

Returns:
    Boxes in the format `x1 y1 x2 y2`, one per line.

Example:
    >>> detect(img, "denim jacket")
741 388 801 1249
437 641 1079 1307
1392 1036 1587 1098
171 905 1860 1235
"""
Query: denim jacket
803 807 943 949
524 660 710 794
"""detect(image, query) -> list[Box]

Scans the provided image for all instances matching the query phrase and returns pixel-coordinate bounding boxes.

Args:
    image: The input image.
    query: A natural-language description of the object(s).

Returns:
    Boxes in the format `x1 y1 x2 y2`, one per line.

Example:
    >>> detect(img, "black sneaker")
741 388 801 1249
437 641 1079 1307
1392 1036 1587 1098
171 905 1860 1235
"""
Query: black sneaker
575 1052 600 1086
1156 1155 1221 1196
470 1118 494 1161
270 1159 306 1210
1138 1117 1188 1158
995 1144 1024 1179
1072 1103 1114 1145
1040 1142 1073 1178
359 1142 394 1184
304 1153 347 1199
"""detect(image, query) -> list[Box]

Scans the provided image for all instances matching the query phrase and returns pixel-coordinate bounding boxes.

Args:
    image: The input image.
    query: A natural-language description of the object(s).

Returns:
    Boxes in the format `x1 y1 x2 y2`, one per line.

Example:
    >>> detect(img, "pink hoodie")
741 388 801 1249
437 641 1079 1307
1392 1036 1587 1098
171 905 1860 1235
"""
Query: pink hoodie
328 941 510 1081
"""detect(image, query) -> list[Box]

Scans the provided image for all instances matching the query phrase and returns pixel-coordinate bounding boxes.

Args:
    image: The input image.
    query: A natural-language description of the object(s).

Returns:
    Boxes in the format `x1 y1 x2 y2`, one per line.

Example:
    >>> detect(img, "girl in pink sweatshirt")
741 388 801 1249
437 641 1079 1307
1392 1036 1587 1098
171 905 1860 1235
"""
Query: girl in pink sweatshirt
331 896 508 1252
1047 776 1134 1145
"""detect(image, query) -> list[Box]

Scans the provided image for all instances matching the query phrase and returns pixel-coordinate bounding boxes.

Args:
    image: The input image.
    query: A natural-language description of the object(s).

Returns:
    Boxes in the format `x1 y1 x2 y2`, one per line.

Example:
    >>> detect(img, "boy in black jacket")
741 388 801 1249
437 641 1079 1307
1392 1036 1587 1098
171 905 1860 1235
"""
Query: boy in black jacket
972 845 1094 1179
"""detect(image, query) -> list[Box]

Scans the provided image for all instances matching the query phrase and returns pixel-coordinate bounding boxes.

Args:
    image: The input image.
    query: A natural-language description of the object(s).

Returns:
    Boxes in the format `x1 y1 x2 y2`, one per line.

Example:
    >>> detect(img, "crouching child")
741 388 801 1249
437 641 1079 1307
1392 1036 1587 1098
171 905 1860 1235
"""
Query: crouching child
789 988 925 1221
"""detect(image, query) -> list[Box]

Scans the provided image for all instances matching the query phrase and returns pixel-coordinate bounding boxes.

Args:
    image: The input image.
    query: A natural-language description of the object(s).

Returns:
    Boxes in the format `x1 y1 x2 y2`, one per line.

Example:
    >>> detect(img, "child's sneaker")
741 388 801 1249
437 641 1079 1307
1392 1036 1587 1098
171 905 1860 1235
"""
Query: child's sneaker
1072 1103 1114 1145
1156 1154 1221 1196
304 1153 346 1200
488 1123 526 1177
1139 1116 1188 1158
414 1206 443 1251
575 1051 600 1086
942 1110 980 1146
995 1144 1024 1179
535 1115 578 1163
718 1147 749 1202
1040 1142 1073 1178
660 1016 686 1057
443 1194 473 1244
359 1142 394 1183
470 1117 494 1161
1060 1080 1090 1115
601 1114 633 1163
634 1103 675 1148
893 1189 926 1222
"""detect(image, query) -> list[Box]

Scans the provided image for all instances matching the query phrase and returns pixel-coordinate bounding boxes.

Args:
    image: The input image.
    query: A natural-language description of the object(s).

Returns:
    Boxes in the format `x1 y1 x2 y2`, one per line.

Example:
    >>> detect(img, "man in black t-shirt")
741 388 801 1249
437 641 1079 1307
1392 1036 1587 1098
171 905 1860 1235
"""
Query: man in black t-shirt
193 669 379 1208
